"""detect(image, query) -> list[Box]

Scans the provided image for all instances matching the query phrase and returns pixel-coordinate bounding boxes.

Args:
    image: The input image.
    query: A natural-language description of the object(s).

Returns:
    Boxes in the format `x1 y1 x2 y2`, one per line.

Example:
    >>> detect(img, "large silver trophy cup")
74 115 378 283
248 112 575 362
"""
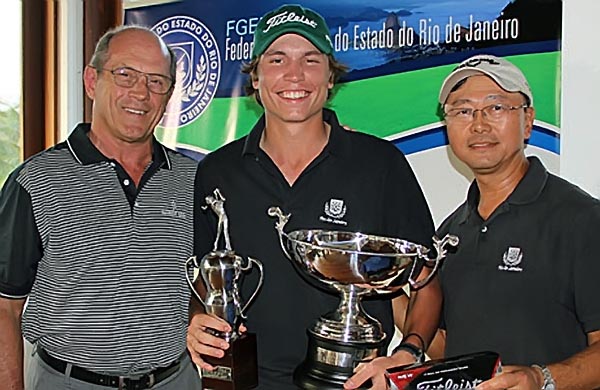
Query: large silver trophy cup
185 189 263 390
268 206 458 390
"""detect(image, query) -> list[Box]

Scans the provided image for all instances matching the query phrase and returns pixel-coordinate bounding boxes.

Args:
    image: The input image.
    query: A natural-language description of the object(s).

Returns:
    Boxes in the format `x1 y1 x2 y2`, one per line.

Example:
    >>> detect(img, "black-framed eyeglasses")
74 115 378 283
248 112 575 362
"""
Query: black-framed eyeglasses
96 66 173 95
444 103 528 123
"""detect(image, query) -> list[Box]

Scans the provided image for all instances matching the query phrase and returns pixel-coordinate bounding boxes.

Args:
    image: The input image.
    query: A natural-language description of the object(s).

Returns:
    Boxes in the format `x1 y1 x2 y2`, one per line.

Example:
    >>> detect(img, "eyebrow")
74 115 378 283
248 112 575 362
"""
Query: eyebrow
108 63 171 78
263 49 324 57
448 94 510 106
303 50 325 56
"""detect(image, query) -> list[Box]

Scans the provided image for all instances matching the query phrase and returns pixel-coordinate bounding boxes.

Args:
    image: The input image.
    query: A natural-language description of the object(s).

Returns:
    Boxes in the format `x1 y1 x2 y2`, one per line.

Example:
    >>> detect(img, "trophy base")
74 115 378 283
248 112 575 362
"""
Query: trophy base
293 332 383 390
201 332 258 390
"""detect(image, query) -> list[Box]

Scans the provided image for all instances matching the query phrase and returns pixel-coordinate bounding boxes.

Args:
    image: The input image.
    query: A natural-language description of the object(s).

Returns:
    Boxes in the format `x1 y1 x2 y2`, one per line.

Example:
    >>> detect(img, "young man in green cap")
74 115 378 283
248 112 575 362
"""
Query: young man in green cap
187 4 441 389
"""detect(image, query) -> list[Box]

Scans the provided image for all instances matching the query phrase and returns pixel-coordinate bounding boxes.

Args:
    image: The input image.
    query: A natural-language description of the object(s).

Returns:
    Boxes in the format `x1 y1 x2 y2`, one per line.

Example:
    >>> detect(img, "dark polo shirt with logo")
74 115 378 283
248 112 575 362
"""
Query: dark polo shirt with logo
195 108 434 389
437 156 600 365
0 123 198 374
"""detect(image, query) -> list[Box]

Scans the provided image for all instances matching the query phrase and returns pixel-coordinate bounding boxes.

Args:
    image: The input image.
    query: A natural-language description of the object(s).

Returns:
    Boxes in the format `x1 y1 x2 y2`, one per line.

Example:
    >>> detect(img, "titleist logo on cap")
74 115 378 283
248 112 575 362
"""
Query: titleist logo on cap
263 11 318 33
455 56 501 70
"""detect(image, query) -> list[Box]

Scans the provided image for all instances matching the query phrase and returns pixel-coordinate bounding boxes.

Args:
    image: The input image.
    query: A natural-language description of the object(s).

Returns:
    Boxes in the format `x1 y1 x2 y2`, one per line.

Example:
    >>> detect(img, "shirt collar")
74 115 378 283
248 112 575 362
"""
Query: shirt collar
66 123 172 169
457 156 548 224
241 108 348 157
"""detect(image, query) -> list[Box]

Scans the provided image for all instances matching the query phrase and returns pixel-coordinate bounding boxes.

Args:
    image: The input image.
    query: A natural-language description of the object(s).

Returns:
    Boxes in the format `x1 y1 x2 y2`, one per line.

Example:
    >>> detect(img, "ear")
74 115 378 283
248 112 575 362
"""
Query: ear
83 66 98 100
523 106 535 140
251 71 259 90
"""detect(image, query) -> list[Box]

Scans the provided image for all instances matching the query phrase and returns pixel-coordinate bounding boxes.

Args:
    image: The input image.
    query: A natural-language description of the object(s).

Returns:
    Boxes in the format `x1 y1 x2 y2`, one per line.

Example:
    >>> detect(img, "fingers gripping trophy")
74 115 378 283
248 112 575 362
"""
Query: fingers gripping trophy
268 206 459 390
186 189 264 390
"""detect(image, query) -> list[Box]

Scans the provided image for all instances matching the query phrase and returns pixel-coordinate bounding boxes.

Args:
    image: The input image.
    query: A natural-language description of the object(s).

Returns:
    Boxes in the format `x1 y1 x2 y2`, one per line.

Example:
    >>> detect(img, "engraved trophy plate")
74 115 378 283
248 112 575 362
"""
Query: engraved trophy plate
268 206 458 389
185 189 263 390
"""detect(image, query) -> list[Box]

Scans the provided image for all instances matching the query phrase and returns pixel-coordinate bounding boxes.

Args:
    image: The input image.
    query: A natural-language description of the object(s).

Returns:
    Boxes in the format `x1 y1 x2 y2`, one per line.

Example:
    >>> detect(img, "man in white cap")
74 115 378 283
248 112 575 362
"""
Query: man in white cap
187 4 442 390
436 54 600 389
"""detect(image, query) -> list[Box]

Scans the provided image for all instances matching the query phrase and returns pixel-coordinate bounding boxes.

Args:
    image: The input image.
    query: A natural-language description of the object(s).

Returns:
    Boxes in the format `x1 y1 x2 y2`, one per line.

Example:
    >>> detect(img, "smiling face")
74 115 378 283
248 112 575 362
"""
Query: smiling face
252 34 333 126
444 75 535 176
83 29 173 146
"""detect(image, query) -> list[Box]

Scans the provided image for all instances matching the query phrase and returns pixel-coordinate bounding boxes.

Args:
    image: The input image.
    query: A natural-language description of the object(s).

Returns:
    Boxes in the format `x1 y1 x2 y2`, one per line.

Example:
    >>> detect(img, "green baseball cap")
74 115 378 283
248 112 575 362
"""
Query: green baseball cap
252 4 334 58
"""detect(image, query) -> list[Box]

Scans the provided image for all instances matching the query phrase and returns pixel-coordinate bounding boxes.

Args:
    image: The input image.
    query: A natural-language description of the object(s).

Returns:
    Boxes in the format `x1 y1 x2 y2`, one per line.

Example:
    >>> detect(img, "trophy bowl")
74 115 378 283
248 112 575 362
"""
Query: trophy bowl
267 206 459 390
283 229 431 289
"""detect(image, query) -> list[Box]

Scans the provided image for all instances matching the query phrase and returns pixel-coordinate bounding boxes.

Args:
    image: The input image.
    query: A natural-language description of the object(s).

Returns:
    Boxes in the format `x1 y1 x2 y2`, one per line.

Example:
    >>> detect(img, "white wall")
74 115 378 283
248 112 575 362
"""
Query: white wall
561 0 600 197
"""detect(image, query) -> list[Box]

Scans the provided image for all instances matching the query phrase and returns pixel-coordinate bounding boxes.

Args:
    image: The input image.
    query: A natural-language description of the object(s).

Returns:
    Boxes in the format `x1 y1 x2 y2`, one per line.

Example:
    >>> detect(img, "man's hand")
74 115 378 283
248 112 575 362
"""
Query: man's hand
476 365 543 390
344 350 417 390
186 313 234 371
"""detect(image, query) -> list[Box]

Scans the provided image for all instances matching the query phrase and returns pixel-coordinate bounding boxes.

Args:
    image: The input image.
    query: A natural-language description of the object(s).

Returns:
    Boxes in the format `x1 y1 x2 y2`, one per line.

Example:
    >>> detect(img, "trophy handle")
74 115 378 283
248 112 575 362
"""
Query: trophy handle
267 206 293 260
185 255 207 306
240 257 264 316
408 234 459 290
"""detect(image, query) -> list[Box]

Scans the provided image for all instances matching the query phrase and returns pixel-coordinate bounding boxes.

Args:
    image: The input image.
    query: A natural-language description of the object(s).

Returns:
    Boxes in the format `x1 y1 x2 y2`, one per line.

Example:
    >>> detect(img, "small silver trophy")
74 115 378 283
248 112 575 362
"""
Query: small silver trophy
268 206 458 390
185 189 263 389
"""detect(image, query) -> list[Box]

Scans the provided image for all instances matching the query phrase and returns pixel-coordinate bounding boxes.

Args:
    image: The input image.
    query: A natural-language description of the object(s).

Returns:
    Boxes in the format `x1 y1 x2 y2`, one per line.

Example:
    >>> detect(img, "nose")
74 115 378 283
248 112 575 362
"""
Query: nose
284 60 305 82
471 110 490 133
128 74 151 99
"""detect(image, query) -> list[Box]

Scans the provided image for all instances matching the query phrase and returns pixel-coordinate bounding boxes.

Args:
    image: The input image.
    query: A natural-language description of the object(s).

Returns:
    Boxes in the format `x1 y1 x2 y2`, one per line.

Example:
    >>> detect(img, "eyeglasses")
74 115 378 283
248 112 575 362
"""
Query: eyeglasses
96 66 173 95
444 103 528 123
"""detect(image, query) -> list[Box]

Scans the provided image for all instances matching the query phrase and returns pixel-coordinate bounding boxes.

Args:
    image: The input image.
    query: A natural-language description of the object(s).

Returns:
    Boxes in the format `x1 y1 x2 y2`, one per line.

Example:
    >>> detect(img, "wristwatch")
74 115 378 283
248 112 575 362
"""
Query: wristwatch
532 364 556 390
392 342 424 363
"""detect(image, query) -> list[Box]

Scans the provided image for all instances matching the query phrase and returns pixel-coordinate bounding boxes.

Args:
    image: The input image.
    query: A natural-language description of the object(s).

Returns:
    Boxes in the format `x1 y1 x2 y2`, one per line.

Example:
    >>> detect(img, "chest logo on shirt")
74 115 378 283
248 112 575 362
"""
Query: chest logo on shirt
498 246 523 272
320 198 348 226
161 200 187 219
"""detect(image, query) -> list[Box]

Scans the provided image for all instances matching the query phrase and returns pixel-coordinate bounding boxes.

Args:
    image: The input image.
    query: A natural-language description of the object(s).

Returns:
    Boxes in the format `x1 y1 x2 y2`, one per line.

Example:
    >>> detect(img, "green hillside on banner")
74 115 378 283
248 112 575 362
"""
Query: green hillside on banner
157 51 560 153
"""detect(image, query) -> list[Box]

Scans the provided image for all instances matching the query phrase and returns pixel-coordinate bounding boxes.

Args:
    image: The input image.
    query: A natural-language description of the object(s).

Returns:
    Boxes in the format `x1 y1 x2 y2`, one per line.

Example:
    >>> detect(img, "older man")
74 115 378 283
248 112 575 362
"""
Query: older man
436 54 600 389
0 26 201 389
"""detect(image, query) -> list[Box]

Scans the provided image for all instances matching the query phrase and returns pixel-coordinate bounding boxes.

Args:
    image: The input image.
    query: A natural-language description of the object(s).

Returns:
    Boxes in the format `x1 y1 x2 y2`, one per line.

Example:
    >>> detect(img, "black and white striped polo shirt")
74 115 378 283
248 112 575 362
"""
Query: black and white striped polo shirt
0 123 199 374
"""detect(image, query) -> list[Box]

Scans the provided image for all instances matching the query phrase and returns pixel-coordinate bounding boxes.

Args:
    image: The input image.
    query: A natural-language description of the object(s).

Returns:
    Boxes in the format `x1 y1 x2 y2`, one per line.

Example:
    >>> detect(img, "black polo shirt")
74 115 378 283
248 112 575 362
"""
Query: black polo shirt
437 156 600 365
195 108 435 389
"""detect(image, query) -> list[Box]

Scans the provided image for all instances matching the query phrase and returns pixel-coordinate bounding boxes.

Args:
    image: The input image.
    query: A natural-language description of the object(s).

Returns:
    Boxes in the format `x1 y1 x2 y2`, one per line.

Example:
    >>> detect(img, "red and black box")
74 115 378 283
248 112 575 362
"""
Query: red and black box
386 351 502 389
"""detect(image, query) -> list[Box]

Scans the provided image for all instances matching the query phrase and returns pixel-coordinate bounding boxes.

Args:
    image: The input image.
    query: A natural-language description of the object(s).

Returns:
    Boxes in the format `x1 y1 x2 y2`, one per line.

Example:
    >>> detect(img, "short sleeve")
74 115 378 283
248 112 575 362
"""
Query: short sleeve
572 202 600 333
0 166 43 297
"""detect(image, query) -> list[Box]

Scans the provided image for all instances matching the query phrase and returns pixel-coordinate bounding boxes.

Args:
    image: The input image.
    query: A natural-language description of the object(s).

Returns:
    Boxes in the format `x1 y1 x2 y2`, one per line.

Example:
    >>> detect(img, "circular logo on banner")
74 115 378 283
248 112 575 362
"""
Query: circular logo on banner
152 16 221 127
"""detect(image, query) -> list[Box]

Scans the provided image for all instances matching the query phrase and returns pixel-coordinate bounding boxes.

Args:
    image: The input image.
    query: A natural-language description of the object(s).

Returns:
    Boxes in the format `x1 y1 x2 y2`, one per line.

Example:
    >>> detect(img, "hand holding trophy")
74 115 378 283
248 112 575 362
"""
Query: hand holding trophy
186 189 264 390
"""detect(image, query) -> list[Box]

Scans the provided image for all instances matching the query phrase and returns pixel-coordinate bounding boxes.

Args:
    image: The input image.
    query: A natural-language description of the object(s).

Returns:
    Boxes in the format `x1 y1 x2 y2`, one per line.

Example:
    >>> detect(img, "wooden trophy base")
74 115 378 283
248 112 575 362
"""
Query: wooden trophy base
201 332 258 390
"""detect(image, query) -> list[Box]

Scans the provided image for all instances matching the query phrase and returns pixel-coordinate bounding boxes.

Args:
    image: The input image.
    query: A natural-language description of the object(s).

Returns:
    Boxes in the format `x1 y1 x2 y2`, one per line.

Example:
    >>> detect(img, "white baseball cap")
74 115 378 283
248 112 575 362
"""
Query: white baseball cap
439 54 533 106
